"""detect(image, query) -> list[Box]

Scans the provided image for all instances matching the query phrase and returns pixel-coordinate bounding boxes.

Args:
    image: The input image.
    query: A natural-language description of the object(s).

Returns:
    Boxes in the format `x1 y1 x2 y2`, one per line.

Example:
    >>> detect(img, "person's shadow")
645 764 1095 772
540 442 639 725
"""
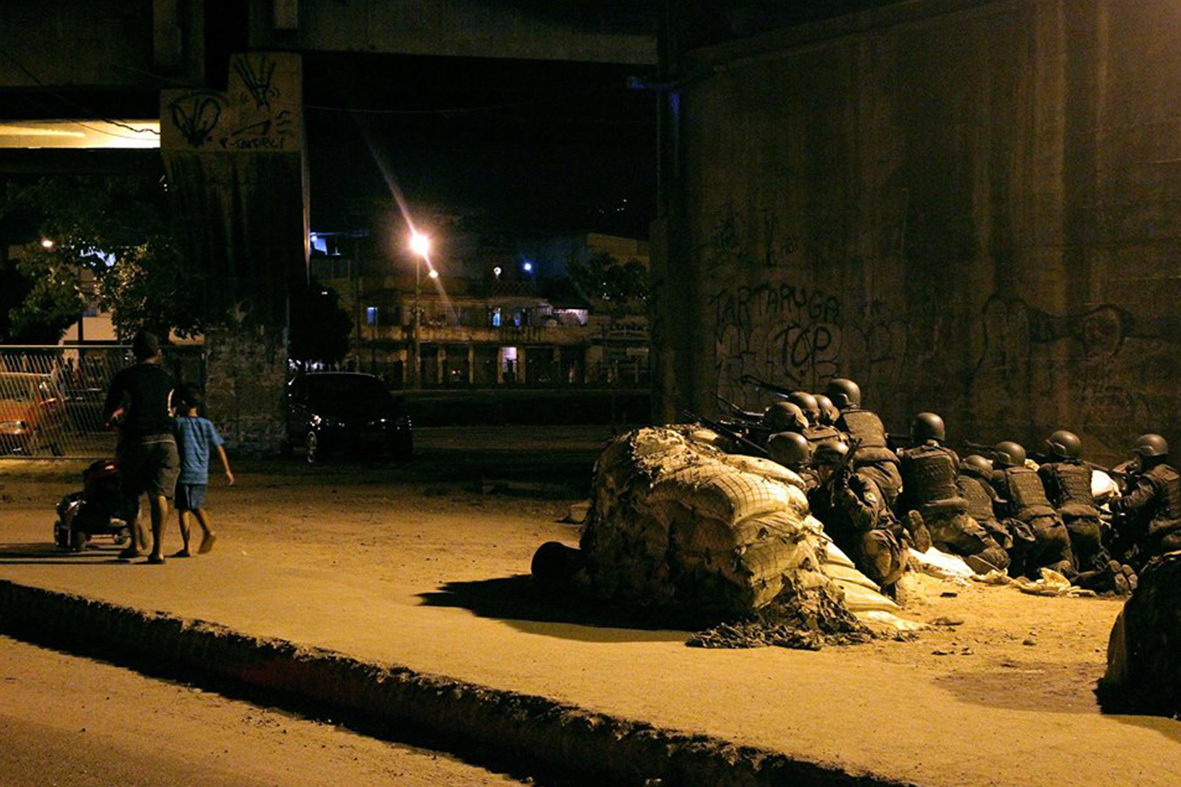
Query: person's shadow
418 575 689 644
0 541 131 565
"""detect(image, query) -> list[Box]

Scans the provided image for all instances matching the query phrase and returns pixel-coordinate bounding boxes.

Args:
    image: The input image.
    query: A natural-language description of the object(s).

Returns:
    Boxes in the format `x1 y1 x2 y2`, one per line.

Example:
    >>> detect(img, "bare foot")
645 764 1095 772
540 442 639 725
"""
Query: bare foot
198 533 217 554
146 554 166 565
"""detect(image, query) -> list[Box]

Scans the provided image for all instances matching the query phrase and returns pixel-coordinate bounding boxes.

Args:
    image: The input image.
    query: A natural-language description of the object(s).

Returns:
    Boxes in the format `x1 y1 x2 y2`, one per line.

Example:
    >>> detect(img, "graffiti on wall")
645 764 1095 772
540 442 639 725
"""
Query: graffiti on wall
162 53 299 153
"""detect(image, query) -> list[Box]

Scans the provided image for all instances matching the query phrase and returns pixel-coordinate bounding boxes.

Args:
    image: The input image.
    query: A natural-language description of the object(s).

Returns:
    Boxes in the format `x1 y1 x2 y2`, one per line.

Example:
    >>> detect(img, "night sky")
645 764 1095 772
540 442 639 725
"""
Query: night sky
301 53 658 239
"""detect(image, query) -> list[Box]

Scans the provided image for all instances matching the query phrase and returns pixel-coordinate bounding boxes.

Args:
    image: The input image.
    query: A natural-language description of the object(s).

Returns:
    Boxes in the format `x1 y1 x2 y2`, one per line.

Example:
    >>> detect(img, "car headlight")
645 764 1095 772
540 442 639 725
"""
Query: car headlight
0 420 28 431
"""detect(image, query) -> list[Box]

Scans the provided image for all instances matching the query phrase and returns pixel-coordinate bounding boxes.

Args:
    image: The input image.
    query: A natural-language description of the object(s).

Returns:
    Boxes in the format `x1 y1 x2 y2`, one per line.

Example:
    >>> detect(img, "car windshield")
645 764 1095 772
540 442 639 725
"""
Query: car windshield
0 377 37 403
304 375 393 406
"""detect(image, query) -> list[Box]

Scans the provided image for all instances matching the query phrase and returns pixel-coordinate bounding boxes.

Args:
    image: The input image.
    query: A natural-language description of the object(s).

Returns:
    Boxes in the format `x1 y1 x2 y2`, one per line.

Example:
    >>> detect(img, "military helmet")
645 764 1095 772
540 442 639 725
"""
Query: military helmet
1044 429 1082 460
814 393 839 425
1132 433 1169 459
993 440 1026 468
786 391 820 423
767 431 811 468
824 378 862 409
960 454 993 479
812 440 849 468
912 412 946 443
762 401 808 433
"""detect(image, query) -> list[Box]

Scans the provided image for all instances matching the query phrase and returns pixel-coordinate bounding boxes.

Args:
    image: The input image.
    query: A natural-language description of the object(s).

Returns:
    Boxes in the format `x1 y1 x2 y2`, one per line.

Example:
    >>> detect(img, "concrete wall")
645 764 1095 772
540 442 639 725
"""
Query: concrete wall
656 0 1181 463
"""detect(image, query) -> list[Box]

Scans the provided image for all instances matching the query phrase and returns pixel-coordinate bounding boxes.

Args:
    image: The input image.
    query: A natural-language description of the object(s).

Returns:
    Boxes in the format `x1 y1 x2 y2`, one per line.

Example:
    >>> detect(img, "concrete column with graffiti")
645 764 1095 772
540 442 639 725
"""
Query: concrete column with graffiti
160 52 308 455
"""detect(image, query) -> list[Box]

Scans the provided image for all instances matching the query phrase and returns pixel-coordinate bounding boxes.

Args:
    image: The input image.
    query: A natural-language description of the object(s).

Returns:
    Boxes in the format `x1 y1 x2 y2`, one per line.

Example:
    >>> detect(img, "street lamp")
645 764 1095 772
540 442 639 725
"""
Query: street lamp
408 231 431 388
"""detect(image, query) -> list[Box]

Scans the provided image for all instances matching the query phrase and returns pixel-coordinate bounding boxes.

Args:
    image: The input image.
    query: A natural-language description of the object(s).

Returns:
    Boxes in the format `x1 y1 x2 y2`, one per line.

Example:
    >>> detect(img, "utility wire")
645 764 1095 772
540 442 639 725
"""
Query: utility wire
0 47 160 136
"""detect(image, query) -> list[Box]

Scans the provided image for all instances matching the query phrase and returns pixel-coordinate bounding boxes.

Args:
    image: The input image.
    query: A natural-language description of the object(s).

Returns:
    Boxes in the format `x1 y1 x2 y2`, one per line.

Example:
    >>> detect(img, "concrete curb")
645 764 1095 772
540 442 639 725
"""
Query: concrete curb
0 579 909 787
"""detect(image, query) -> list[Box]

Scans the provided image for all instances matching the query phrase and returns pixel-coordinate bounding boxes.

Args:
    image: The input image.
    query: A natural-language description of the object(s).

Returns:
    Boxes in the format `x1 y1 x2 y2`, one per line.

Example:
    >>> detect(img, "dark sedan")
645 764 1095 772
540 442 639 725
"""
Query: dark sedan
284 372 412 463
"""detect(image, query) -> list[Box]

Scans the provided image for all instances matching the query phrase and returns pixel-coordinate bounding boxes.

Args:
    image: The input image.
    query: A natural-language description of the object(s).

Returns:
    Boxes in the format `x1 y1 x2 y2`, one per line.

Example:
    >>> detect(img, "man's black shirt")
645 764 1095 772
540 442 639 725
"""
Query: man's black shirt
103 362 175 437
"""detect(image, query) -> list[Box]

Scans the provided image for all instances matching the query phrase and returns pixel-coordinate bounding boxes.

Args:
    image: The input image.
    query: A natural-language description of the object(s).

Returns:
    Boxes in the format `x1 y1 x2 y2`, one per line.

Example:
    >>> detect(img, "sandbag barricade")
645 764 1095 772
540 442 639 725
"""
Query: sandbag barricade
576 427 874 633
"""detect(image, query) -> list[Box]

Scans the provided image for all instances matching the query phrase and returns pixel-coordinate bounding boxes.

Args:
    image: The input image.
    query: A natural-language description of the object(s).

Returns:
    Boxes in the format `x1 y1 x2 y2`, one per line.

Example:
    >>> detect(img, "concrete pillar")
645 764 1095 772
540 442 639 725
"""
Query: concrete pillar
435 345 445 385
496 346 506 384
467 344 475 385
161 52 307 455
517 346 527 384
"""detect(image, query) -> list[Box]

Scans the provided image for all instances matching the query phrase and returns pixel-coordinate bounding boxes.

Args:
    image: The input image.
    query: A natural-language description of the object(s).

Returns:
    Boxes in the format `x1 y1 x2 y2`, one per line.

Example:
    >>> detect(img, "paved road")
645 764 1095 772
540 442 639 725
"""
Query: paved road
0 634 528 787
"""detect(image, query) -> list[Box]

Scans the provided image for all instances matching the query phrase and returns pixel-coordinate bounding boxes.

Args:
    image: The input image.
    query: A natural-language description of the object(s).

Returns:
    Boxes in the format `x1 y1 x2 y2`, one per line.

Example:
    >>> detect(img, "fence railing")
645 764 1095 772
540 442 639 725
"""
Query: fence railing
0 345 204 459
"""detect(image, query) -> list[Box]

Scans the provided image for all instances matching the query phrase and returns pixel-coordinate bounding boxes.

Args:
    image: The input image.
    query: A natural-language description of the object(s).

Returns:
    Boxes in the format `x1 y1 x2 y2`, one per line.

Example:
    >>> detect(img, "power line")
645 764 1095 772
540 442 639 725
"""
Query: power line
0 47 160 136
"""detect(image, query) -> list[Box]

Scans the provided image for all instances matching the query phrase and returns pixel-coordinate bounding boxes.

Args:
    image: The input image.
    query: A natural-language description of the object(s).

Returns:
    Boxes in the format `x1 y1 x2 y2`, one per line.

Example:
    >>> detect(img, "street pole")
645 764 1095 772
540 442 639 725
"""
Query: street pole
412 255 421 388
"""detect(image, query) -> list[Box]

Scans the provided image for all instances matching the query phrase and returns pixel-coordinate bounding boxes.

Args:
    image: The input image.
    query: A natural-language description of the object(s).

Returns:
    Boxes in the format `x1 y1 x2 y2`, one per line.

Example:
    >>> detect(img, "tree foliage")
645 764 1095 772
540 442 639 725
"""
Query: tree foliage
569 250 648 315
1 176 202 342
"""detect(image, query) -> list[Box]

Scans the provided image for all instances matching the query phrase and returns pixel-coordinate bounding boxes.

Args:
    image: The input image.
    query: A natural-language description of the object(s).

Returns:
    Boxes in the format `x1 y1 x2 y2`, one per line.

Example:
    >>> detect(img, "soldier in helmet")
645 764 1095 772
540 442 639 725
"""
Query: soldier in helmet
807 440 907 592
956 455 1019 559
777 394 843 451
761 401 809 435
990 440 1074 578
1110 433 1181 570
1037 430 1131 592
897 413 1008 572
824 378 903 509
814 393 840 427
766 431 821 492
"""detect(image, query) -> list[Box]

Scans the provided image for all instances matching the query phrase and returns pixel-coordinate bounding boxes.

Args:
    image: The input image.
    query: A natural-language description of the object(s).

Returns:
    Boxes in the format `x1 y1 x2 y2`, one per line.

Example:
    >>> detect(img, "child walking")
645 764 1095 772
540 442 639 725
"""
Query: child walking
173 390 233 556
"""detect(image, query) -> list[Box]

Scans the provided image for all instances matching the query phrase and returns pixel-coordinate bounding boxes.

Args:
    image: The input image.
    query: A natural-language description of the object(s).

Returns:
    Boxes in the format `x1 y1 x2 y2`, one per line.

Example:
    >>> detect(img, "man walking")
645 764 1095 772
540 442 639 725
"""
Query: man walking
103 331 178 564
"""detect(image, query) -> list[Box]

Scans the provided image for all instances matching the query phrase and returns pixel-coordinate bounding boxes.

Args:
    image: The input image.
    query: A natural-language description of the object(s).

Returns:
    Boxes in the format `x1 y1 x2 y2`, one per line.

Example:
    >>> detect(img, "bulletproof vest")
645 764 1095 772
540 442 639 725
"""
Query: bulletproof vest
901 444 960 506
1002 467 1056 520
1148 464 1181 521
838 409 887 449
1043 461 1098 517
957 475 998 523
801 424 843 446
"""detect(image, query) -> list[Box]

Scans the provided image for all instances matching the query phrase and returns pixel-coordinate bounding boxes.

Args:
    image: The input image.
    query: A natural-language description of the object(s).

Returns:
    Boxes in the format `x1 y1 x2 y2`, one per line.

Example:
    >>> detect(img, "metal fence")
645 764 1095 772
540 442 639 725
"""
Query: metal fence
0 345 204 459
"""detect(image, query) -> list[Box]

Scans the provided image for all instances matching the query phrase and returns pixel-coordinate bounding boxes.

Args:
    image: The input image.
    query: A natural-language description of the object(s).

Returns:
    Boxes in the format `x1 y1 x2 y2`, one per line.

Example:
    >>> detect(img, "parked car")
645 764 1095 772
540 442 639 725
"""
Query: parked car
0 372 66 455
284 372 412 463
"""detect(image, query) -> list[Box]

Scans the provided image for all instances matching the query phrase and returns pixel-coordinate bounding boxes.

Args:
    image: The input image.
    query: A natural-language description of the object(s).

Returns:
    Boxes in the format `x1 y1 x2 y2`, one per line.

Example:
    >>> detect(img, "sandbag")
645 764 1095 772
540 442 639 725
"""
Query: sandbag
577 426 857 627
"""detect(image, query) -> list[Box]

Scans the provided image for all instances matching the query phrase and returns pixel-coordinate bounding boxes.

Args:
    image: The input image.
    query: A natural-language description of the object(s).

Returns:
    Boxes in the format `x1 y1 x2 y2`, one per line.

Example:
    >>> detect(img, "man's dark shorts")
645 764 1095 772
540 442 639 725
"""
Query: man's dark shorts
118 434 180 500
175 483 207 512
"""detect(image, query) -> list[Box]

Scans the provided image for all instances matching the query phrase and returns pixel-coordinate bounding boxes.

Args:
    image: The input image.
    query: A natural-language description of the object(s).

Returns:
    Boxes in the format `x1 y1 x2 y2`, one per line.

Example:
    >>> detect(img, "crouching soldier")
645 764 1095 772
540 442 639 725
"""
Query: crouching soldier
766 431 821 492
825 378 903 510
1111 434 1181 570
1038 430 1132 593
991 441 1074 578
897 413 1008 573
957 455 1019 558
808 440 907 593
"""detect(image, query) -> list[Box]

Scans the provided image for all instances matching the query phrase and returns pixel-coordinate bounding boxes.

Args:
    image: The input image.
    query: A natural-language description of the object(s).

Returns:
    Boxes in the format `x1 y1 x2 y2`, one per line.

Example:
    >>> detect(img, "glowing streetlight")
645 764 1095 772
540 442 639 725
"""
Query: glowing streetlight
522 261 533 273
427 268 439 280
40 237 55 249
409 231 431 257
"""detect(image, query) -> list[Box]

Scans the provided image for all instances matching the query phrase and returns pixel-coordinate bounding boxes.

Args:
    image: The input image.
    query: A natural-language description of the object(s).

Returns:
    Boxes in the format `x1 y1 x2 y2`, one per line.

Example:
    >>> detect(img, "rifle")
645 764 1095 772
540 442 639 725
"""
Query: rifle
963 440 996 457
829 436 863 488
713 393 762 422
738 374 794 400
681 410 770 458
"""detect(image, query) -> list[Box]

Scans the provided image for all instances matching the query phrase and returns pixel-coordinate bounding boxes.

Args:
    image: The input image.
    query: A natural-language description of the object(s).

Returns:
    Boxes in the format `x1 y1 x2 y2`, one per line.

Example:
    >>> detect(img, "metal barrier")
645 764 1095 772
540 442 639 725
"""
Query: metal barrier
0 345 204 458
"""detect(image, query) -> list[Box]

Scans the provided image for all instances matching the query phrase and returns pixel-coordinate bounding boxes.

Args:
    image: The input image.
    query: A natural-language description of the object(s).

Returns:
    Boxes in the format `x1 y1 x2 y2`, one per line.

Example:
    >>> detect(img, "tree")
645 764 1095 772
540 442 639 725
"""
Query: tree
569 250 649 315
0 176 202 341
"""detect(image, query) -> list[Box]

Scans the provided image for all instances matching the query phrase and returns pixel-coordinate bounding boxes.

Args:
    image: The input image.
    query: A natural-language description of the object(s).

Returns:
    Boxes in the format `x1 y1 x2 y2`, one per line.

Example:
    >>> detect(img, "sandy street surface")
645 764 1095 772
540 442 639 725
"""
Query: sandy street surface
0 634 528 787
1 426 1179 786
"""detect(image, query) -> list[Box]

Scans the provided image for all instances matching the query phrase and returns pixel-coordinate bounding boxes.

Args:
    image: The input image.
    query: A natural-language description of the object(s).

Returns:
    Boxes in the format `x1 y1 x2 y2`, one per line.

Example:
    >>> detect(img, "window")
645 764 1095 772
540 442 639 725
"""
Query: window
491 307 502 327
366 306 378 325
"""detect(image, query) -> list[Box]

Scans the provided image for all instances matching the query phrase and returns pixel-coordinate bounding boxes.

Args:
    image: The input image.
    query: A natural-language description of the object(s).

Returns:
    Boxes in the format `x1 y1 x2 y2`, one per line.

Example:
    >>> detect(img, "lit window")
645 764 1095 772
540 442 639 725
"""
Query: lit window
366 307 378 325
492 307 501 327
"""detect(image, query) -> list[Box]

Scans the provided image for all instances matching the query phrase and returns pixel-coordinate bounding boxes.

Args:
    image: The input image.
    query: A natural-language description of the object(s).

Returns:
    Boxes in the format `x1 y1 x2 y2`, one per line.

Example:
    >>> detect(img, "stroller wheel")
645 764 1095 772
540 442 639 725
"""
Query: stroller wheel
70 528 88 552
54 521 69 549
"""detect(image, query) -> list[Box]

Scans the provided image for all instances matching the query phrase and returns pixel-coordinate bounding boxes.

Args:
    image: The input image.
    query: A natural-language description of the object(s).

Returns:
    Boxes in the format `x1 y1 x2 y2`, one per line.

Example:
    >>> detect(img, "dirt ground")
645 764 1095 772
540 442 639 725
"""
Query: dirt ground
0 451 1126 718
0 633 529 787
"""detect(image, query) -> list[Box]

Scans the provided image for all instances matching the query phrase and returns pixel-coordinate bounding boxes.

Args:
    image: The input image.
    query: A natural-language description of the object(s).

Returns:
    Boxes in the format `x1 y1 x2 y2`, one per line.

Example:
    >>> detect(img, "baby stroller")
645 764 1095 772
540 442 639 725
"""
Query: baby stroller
53 459 136 551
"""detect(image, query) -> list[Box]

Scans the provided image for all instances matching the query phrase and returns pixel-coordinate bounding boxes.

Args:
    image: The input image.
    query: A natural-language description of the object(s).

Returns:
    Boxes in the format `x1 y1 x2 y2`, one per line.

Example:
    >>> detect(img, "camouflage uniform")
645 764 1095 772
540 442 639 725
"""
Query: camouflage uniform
1115 463 1181 570
809 468 906 590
